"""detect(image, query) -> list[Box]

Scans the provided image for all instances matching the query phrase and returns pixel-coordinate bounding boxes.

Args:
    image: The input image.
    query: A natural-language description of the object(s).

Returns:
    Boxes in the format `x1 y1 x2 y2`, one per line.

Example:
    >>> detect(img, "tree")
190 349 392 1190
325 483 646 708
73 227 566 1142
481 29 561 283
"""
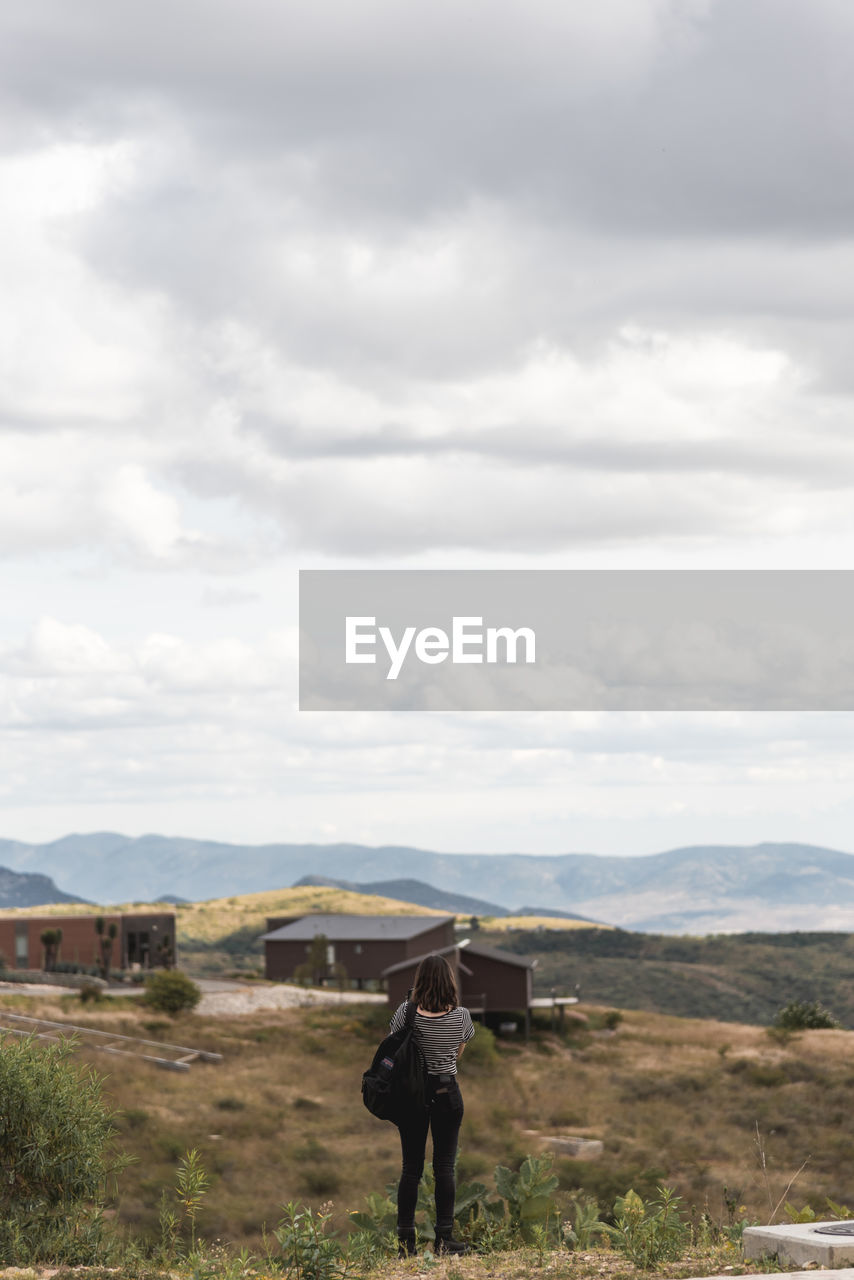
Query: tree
293 933 331 986
40 927 63 972
774 999 841 1030
94 918 118 981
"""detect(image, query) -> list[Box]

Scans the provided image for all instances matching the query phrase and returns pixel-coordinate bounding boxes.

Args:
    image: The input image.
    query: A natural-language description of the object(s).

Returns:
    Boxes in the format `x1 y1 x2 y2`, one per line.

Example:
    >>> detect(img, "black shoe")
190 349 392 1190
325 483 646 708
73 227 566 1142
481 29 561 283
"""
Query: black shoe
434 1232 467 1255
397 1228 417 1258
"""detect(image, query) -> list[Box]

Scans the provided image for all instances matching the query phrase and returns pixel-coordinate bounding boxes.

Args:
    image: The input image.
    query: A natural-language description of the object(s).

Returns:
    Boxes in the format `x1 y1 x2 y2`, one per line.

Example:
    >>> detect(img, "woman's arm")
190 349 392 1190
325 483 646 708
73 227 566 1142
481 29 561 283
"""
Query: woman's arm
456 1042 466 1058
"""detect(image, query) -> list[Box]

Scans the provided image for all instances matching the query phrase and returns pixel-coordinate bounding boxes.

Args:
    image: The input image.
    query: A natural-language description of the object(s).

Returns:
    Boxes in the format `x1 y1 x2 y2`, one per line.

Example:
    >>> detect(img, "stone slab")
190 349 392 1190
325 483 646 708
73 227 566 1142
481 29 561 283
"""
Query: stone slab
744 1220 854 1266
699 1273 854 1280
541 1135 604 1157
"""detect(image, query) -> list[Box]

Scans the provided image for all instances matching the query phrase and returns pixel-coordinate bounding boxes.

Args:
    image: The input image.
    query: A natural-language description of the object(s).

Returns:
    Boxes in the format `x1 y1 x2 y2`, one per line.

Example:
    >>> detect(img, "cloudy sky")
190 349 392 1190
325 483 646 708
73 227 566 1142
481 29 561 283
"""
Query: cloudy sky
2 0 854 858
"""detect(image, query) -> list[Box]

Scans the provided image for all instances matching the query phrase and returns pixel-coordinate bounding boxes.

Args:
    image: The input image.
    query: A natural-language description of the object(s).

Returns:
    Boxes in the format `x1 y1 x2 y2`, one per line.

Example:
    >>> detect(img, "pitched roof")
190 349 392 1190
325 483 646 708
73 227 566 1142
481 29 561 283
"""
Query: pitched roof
381 938 536 977
381 941 473 978
260 913 453 942
464 939 537 970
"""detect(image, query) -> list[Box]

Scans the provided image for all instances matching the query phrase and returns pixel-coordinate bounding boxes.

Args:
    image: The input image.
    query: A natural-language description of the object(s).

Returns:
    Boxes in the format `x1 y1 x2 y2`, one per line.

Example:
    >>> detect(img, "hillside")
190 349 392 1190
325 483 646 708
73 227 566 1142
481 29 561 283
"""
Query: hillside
0 864 83 907
5 989 854 1252
496 926 854 1027
6 833 854 931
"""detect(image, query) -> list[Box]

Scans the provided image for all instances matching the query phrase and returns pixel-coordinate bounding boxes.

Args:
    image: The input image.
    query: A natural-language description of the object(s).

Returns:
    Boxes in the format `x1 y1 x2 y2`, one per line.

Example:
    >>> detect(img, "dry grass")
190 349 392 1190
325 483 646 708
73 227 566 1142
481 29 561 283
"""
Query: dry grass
480 916 610 933
2 989 852 1258
173 884 446 943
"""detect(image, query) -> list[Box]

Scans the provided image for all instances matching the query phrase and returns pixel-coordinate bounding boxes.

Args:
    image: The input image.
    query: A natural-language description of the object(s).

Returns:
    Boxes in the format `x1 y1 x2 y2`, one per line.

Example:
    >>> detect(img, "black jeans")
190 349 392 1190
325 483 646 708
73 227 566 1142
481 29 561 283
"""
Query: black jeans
397 1076 464 1233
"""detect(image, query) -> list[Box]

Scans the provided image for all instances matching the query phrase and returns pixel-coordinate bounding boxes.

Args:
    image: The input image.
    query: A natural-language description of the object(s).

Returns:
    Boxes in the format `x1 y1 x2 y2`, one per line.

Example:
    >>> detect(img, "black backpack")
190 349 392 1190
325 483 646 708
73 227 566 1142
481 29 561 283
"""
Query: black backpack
361 999 428 1124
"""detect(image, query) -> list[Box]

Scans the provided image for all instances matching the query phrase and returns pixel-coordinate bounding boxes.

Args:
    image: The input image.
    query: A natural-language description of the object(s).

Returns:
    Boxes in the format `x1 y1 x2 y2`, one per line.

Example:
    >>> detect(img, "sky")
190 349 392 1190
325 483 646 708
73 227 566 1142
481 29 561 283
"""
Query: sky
2 0 854 858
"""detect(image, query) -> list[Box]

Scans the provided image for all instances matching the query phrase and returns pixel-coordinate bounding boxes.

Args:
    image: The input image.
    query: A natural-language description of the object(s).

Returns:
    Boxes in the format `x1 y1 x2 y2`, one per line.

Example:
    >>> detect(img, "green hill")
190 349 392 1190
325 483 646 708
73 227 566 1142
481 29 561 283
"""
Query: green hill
495 926 854 1026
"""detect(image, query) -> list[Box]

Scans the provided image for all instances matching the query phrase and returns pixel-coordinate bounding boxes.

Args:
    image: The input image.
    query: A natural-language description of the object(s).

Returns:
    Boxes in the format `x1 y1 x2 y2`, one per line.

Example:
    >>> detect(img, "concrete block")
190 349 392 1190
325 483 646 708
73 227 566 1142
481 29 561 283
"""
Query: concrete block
541 1136 604 1158
701 1272 854 1280
744 1220 854 1267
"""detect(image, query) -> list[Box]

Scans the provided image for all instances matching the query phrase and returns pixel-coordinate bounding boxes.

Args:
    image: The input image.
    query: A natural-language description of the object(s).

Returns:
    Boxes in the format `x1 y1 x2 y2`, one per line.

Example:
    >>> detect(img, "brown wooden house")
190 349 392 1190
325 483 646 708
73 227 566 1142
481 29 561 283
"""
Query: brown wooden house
261 913 456 986
0 911 176 972
383 939 537 1032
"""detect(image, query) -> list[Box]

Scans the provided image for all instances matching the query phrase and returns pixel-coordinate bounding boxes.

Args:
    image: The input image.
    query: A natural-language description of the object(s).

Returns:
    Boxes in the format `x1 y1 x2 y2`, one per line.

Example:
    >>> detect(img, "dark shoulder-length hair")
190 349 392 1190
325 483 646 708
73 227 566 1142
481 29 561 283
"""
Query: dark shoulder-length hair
411 954 459 1013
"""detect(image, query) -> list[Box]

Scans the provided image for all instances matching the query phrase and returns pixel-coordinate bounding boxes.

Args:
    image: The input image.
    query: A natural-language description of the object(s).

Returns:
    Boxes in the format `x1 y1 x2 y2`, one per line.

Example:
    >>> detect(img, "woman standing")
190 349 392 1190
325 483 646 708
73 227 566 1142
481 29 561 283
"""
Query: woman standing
389 953 475 1257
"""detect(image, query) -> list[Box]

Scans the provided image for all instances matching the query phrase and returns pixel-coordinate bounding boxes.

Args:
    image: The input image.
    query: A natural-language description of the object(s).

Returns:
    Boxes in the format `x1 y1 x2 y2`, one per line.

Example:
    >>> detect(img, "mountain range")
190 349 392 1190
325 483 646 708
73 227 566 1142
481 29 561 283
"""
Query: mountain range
0 865 83 908
4 833 854 932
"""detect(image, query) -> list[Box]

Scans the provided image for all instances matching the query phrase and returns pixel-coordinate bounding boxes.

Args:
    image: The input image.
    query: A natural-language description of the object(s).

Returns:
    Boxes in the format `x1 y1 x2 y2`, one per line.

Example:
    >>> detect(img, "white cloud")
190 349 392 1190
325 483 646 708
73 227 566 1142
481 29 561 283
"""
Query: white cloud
0 0 853 855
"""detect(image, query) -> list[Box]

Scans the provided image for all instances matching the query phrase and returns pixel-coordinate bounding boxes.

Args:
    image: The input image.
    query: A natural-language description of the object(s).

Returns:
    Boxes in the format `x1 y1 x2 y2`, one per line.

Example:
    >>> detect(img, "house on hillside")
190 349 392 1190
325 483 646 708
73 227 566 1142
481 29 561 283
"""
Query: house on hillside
0 911 176 972
383 938 538 1033
261 913 456 986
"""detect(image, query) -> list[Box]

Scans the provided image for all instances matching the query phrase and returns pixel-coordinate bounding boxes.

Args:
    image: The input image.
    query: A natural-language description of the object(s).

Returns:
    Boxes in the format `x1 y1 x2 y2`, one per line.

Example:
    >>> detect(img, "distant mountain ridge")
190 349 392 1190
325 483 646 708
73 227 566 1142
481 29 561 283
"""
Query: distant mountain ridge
0 864 85 908
293 875 510 917
4 834 854 933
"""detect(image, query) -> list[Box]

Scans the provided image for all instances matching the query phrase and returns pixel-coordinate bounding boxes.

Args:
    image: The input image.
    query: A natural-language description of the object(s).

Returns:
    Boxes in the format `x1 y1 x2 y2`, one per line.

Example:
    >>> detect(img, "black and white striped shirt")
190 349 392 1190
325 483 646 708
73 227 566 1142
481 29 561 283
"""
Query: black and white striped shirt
390 1001 475 1076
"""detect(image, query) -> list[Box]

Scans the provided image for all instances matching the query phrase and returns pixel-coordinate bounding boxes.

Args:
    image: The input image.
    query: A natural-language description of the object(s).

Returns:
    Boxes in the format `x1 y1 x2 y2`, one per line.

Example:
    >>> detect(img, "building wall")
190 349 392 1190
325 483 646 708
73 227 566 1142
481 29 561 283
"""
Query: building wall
386 950 532 1013
461 951 532 1012
0 913 176 972
264 920 455 983
404 921 455 955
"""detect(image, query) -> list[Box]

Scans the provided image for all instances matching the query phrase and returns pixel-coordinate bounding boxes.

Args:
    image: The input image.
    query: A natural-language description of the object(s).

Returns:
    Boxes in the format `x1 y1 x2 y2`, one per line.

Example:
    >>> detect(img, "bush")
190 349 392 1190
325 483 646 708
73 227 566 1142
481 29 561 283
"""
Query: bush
774 1000 841 1030
464 1024 499 1068
144 969 201 1015
0 1033 124 1263
607 1186 689 1269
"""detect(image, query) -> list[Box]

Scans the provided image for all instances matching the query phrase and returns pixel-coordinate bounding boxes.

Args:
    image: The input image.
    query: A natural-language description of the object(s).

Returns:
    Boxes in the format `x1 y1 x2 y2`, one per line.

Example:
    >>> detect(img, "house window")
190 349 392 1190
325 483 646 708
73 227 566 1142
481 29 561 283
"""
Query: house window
326 944 335 966
15 922 28 969
354 944 363 955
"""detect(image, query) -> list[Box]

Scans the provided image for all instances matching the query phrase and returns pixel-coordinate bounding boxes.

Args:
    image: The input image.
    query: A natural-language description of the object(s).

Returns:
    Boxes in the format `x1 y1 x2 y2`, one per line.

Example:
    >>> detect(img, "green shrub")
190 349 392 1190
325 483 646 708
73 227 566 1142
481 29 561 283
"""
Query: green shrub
0 1033 125 1264
774 1000 841 1030
144 969 201 1015
463 1024 498 1068
607 1186 688 1269
493 1153 561 1242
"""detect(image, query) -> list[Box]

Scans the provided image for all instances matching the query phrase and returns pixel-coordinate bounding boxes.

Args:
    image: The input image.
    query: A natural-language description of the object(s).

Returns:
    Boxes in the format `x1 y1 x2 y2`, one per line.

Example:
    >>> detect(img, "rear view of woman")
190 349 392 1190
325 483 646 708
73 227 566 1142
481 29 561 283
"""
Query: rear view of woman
389 953 475 1256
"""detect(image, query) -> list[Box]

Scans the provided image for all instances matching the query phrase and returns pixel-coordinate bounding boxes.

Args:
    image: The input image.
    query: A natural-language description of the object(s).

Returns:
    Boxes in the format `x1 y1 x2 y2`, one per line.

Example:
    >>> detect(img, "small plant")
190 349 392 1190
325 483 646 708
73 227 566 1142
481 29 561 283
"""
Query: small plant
563 1193 610 1249
784 1202 817 1223
603 1009 624 1030
144 969 201 1015
174 1148 210 1252
607 1186 689 1269
493 1153 560 1243
774 1000 841 1030
274 1201 349 1280
80 979 105 1004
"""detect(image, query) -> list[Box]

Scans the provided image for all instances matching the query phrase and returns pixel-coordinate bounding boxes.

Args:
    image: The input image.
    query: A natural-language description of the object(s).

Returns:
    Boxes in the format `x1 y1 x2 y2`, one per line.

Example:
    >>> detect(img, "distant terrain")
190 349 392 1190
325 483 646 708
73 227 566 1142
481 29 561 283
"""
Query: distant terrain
497 925 854 1027
0 864 84 908
293 874 509 917
6 833 854 932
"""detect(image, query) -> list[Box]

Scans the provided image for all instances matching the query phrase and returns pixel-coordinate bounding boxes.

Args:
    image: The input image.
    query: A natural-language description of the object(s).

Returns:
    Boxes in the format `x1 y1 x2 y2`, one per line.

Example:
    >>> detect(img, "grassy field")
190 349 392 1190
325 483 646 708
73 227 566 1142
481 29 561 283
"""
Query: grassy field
4 987 854 1256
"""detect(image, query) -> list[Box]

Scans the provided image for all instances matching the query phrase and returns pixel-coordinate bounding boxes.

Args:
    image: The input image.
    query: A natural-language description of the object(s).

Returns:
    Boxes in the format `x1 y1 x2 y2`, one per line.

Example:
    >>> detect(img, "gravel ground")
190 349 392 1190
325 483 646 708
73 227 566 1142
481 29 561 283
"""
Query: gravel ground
196 983 387 1016
0 981 78 996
